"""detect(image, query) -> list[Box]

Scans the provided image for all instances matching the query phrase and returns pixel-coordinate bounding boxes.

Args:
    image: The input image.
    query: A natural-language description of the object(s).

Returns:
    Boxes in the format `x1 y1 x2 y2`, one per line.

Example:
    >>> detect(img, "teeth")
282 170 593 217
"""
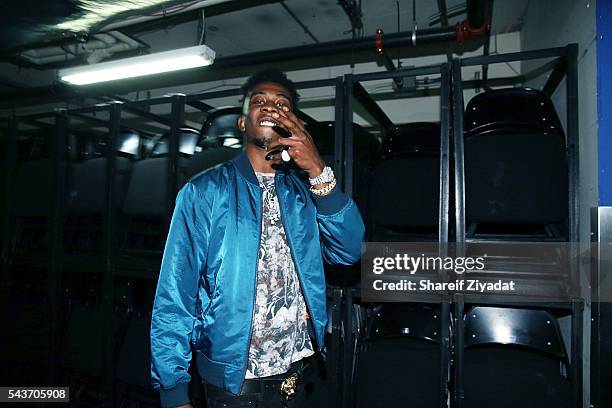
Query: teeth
259 120 276 127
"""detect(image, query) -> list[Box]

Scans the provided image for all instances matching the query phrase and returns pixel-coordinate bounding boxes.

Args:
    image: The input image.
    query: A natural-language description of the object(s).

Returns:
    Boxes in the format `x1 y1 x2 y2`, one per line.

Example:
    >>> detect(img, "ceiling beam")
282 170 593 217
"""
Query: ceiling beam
0 30 485 110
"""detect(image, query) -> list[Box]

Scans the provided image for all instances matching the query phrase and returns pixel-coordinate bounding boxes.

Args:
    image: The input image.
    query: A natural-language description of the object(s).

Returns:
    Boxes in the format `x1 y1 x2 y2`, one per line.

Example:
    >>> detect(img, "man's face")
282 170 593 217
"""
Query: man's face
238 81 293 149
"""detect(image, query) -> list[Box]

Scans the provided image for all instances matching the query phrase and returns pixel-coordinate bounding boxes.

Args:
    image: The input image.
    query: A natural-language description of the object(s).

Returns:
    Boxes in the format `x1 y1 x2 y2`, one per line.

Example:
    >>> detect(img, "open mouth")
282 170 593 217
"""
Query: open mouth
258 119 277 127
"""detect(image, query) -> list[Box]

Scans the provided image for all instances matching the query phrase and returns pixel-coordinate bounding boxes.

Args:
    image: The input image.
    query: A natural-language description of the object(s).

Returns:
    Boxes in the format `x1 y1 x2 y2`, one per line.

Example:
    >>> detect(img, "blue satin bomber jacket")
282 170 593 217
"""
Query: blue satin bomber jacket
150 153 364 407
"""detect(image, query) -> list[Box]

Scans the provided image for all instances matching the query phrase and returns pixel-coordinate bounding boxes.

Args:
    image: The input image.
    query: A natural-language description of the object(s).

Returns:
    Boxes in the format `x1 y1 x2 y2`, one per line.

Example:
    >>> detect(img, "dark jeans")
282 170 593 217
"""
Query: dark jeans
202 359 314 408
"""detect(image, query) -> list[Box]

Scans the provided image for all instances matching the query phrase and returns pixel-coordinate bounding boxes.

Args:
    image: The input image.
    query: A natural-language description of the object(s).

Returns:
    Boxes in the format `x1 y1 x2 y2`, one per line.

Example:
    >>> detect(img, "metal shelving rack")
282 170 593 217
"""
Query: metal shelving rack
341 62 453 408
451 43 584 408
0 43 588 408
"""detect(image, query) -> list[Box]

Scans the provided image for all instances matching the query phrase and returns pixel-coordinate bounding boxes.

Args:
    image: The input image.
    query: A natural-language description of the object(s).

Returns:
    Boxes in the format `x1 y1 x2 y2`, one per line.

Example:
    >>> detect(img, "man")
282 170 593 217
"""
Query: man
150 68 364 408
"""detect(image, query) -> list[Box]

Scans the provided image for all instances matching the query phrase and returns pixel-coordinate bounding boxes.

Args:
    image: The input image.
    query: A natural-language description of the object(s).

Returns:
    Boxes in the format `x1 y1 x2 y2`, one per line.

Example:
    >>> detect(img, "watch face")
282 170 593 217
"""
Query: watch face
310 166 334 185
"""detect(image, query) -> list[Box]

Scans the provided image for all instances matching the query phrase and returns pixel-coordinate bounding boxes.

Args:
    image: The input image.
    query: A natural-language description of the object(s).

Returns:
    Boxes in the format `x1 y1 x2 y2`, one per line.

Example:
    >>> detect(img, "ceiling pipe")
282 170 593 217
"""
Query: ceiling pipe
99 0 234 32
375 0 489 61
467 0 487 30
456 0 489 44
1 9 491 108
213 27 458 71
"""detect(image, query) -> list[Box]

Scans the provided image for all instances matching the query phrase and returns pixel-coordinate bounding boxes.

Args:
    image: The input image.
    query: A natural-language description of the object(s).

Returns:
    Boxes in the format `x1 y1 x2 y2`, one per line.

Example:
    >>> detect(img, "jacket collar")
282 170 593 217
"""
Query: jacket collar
232 151 293 186
232 151 268 186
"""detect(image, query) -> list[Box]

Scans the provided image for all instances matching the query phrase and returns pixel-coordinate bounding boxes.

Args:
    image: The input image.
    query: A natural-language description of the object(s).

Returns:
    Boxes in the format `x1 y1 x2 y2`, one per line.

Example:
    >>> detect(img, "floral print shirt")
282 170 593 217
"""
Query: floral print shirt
245 172 314 379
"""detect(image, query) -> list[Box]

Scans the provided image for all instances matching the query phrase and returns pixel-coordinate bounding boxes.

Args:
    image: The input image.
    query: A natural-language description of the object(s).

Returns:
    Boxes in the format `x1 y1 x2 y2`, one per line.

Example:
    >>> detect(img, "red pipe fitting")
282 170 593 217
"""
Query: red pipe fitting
455 18 489 44
375 28 384 55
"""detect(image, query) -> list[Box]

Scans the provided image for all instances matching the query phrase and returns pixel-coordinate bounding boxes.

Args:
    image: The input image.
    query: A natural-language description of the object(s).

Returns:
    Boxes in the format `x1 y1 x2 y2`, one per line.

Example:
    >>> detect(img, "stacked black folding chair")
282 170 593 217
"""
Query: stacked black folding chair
351 122 445 408
453 67 580 408
185 107 243 180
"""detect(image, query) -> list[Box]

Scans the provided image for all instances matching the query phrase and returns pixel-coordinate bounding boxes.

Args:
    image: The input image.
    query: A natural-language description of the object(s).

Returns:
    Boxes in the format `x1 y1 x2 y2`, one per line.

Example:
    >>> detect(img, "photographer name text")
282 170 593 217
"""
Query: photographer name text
371 279 516 293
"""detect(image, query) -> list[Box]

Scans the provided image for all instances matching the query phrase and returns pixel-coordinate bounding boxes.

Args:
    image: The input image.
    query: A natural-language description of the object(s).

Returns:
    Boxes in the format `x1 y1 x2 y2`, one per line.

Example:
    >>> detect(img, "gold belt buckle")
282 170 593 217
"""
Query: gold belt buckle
279 372 299 400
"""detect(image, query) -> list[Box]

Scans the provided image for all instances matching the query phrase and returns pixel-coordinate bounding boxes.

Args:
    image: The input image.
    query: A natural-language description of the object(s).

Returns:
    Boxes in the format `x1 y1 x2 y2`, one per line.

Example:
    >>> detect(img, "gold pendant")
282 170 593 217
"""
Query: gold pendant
279 373 299 400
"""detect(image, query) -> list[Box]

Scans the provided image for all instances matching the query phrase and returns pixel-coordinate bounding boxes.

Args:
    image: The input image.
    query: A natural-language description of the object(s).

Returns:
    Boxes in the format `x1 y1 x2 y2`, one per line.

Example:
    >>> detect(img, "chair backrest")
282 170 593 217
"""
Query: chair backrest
306 121 380 169
184 107 244 179
151 127 200 156
186 147 241 180
355 303 442 408
464 87 564 135
464 306 567 361
122 156 188 218
464 88 568 227
66 157 132 215
369 123 441 239
382 122 440 159
462 305 572 408
365 303 441 343
200 107 243 149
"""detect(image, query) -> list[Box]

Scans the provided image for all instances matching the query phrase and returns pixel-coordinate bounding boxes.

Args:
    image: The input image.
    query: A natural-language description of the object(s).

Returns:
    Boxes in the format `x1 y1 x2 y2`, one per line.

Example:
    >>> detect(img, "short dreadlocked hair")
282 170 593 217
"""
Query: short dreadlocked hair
240 68 300 109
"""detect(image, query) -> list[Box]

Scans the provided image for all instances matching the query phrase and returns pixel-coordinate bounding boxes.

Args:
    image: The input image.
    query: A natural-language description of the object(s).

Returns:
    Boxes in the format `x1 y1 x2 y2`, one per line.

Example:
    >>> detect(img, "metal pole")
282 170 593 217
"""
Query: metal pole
329 288 343 408
439 64 451 246
103 102 121 405
454 294 465 408
452 59 466 246
342 288 354 408
439 63 452 407
343 74 354 197
49 108 68 385
565 44 583 407
571 300 584 407
168 94 185 222
566 43 580 269
440 300 451 407
334 77 345 189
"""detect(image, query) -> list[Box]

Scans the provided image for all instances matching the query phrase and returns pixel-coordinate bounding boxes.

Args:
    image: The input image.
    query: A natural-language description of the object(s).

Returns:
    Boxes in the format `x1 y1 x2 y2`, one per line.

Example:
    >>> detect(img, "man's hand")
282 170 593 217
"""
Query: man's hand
268 107 326 179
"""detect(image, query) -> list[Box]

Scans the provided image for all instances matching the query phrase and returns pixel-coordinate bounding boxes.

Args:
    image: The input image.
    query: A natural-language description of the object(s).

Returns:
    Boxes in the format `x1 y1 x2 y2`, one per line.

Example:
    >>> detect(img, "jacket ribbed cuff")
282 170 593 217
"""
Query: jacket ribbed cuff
159 382 190 408
313 187 349 215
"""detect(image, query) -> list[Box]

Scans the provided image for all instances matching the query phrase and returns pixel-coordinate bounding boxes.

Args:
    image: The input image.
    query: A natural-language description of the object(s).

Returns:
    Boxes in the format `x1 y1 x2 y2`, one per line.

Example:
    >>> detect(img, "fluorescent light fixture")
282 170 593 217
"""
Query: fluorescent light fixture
59 45 215 85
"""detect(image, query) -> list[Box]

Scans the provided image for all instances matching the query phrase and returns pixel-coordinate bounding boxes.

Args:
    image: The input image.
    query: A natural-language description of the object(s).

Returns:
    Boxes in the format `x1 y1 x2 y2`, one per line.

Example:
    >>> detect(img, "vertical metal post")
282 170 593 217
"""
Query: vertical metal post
104 102 121 405
454 294 465 408
440 300 451 407
439 65 452 407
342 288 354 408
168 94 185 222
566 43 580 245
566 44 581 298
343 75 354 197
452 59 466 246
329 288 343 408
571 300 584 407
49 109 68 385
565 43 583 407
439 64 451 247
1 117 17 273
334 77 345 189
590 214 600 407
590 207 612 408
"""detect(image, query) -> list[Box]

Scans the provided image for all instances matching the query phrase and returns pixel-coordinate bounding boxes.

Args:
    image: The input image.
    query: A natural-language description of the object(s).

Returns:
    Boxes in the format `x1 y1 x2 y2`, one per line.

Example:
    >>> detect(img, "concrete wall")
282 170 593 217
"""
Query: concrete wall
521 1 598 406
521 0 598 243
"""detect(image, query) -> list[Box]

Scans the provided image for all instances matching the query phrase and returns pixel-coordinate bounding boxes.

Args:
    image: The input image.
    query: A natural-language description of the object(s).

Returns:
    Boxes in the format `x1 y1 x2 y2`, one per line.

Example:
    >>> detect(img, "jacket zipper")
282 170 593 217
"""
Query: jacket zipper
276 178 322 352
239 186 263 393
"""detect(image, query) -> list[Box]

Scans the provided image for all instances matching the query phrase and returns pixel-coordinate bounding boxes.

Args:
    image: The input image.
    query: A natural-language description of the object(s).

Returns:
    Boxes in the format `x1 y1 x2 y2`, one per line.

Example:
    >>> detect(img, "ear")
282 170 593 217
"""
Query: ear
237 115 246 132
